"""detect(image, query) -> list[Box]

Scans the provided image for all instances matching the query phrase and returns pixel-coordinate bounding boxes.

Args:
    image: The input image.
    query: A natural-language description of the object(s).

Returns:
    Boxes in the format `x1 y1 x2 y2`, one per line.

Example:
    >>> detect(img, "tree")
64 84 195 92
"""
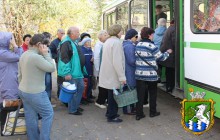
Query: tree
1 0 108 45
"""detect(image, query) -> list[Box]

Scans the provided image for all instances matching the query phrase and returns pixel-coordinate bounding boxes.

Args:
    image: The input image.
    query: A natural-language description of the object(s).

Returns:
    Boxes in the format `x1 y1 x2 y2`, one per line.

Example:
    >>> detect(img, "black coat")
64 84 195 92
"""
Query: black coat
159 25 176 68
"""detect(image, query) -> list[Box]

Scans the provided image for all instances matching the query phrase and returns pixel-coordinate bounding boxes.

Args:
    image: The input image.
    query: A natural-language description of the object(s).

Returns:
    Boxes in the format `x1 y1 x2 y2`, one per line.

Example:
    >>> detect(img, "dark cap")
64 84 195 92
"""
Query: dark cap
80 33 91 41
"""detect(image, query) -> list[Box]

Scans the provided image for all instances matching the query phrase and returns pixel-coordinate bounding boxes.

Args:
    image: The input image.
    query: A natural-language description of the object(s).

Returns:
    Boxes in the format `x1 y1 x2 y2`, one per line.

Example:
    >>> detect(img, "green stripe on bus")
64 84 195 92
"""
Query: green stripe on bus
184 42 220 50
190 42 220 50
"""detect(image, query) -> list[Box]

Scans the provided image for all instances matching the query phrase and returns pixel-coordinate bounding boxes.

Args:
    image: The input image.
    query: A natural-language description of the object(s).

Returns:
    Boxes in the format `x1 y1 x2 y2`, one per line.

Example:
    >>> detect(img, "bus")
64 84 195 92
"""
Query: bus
102 0 220 118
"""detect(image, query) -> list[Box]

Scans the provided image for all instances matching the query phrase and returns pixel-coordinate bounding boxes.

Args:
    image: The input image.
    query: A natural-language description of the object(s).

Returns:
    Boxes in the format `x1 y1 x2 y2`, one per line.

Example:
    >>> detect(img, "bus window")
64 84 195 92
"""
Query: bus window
192 0 220 33
104 15 108 29
116 3 129 36
130 0 148 32
106 12 116 29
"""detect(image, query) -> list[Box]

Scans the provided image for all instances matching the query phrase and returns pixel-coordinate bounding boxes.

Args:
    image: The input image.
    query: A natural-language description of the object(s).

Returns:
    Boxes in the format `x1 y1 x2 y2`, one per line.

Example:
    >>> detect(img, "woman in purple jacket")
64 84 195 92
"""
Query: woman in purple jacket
0 32 23 104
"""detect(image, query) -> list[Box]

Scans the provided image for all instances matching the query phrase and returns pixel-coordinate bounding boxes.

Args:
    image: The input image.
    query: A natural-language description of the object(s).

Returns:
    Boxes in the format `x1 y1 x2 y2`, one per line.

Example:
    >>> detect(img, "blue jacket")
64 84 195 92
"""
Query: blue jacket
81 46 93 77
49 38 61 62
153 26 167 49
135 39 169 81
123 40 136 87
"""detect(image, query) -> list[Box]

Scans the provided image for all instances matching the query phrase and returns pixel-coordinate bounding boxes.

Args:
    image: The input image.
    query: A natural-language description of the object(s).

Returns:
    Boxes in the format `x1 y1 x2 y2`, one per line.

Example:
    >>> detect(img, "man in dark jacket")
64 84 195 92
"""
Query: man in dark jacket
160 20 175 93
156 5 167 24
50 29 65 63
50 29 65 98
57 26 85 115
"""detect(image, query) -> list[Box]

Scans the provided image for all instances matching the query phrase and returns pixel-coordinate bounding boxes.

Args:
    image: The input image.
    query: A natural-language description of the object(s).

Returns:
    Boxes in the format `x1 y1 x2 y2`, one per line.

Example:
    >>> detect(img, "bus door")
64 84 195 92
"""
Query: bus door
150 0 185 95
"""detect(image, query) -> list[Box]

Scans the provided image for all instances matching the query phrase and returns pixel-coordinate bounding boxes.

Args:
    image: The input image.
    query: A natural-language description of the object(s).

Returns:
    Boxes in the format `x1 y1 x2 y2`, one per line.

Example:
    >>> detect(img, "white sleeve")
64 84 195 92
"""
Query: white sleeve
94 43 101 71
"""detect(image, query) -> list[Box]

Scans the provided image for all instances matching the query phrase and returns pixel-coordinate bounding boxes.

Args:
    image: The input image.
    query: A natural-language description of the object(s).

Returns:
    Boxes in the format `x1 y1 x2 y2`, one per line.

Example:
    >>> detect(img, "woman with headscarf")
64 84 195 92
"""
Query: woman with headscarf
0 32 23 104
99 24 126 123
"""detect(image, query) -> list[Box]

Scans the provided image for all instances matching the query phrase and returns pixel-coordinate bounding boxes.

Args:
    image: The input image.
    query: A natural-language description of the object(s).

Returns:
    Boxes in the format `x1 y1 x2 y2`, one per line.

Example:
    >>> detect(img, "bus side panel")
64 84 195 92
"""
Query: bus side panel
185 47 220 88
186 82 220 118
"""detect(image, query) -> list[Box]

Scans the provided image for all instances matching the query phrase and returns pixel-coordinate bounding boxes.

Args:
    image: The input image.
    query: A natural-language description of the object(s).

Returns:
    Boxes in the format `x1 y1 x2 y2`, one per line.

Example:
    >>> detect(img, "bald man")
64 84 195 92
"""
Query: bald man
50 29 65 63
57 26 86 115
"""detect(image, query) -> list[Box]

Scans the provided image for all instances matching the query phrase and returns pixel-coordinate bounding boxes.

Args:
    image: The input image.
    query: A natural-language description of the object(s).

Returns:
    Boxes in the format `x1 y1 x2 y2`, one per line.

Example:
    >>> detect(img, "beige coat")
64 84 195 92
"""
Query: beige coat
99 36 126 89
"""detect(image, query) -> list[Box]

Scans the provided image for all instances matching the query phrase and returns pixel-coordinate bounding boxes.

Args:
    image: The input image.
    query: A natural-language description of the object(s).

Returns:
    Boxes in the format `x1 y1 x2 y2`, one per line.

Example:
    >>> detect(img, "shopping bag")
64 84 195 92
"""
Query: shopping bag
113 85 138 108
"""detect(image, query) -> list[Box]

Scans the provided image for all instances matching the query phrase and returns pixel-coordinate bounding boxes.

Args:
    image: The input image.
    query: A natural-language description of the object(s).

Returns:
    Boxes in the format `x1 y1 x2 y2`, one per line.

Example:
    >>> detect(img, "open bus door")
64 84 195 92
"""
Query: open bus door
150 0 184 98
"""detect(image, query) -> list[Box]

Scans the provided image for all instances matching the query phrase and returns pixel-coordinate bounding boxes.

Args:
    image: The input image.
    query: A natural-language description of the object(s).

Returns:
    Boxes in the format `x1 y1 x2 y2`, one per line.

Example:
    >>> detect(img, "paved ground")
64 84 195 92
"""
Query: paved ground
1 74 220 140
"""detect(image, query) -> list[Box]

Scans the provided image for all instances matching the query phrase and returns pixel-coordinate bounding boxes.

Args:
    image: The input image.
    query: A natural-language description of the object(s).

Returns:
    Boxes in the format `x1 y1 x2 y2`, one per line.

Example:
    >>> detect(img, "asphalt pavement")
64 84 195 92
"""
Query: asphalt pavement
1 74 220 140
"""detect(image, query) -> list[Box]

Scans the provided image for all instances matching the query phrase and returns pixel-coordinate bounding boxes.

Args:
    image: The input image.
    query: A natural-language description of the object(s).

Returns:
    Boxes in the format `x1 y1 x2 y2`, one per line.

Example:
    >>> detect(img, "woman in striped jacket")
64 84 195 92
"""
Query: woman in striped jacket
135 27 172 120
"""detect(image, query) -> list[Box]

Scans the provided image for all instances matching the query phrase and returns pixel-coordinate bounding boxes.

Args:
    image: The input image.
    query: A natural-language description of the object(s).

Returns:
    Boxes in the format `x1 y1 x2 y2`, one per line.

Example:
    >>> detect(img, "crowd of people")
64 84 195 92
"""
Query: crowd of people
0 17 176 139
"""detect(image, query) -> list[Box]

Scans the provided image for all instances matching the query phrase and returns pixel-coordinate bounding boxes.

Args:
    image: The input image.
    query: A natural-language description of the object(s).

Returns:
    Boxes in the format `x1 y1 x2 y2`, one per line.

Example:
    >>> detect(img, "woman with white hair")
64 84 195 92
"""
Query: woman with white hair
94 30 109 109
153 18 167 49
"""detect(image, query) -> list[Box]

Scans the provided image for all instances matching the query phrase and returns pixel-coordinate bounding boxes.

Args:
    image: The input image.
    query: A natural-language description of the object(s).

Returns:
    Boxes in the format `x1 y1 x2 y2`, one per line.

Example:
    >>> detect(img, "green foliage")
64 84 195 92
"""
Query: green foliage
2 0 107 45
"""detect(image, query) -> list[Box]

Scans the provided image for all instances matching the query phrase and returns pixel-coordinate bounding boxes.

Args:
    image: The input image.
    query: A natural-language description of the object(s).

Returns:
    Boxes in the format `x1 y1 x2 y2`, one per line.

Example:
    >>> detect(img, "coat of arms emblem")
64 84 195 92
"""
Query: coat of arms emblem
180 88 215 135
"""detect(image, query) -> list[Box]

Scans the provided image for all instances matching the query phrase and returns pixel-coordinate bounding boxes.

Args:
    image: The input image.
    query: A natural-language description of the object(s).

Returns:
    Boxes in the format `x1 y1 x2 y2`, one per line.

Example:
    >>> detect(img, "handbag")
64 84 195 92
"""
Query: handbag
1 99 26 136
3 99 21 108
113 85 138 108
135 51 158 73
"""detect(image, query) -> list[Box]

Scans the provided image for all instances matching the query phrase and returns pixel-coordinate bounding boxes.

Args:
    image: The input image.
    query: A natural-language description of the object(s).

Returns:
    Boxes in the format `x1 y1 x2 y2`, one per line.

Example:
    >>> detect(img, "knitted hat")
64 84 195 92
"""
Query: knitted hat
81 37 92 46
80 32 91 41
125 29 138 40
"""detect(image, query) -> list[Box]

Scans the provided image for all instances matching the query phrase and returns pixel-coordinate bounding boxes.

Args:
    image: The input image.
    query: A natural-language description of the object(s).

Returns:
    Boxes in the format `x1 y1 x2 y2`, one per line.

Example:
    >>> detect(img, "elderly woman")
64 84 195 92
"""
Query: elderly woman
94 30 109 109
153 18 167 49
99 25 126 123
18 34 55 140
122 29 138 115
135 27 172 120
0 32 23 104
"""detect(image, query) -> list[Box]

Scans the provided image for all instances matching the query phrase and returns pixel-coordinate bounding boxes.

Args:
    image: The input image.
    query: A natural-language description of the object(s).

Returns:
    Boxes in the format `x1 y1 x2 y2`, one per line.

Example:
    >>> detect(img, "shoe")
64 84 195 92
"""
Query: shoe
77 107 84 112
108 117 123 123
105 114 120 118
136 114 146 120
166 87 173 93
89 95 96 99
150 112 160 118
157 83 164 87
69 111 82 115
95 102 106 109
143 104 149 108
86 99 94 103
123 112 136 115
63 102 68 108
81 100 89 105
